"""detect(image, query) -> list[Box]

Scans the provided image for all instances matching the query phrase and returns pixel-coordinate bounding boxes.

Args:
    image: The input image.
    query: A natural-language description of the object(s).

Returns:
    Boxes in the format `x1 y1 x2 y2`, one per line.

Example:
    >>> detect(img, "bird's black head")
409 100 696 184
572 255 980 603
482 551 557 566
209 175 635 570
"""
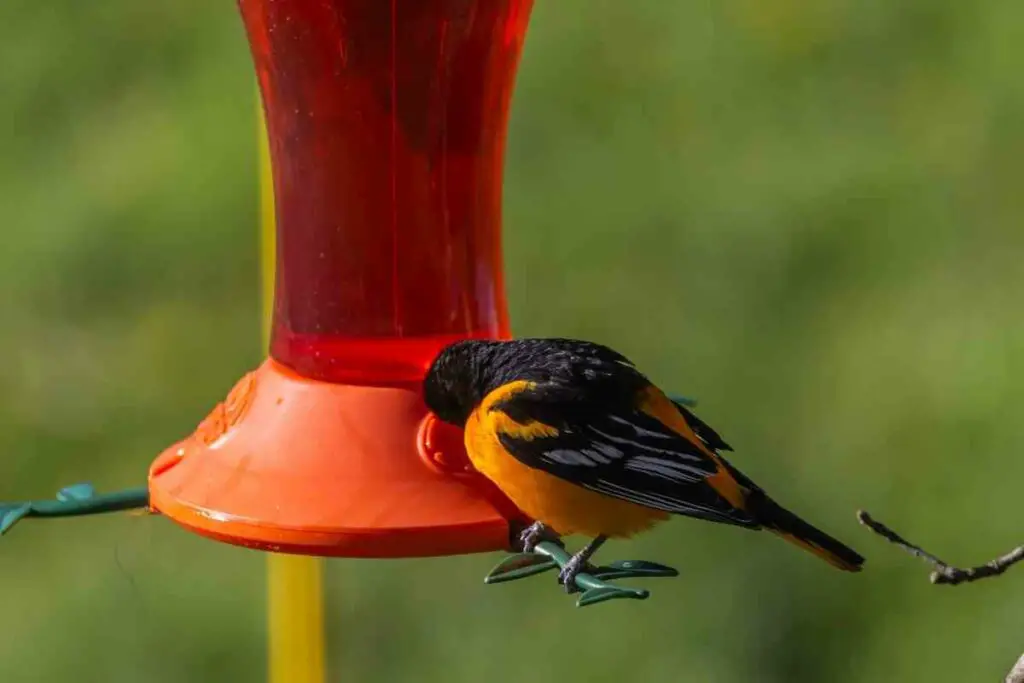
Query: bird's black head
424 336 644 425
422 339 499 426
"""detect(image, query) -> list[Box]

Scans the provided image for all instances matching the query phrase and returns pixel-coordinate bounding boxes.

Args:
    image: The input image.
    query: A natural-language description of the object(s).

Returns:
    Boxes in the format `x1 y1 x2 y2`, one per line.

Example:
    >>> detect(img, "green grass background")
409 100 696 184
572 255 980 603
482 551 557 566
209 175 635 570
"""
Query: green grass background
2 0 1023 680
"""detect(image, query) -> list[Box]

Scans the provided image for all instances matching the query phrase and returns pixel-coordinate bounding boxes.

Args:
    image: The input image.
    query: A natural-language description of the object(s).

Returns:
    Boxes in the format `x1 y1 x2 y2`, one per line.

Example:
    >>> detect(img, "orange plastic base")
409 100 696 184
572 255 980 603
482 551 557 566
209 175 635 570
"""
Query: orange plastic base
148 359 524 557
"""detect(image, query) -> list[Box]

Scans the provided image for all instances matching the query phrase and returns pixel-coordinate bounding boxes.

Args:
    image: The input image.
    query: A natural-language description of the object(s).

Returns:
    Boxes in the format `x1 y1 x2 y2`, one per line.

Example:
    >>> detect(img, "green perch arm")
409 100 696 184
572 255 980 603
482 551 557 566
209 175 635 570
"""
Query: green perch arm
484 541 679 608
0 483 150 536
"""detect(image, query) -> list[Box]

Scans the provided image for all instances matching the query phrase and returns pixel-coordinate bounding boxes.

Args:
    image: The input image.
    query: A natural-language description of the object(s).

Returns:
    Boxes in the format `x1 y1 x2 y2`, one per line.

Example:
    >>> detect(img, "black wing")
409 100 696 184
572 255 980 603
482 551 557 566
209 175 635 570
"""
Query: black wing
673 401 733 452
491 382 756 528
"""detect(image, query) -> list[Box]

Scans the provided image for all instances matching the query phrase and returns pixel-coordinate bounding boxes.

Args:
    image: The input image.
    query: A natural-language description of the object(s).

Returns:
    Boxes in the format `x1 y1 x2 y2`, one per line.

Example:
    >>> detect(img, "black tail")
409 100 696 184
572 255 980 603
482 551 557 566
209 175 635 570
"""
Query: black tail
748 493 864 572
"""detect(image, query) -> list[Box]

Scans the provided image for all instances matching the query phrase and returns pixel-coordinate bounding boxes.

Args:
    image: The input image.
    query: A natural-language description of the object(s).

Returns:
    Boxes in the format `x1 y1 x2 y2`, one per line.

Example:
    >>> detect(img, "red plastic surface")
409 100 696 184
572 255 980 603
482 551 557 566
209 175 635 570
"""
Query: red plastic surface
245 0 532 384
148 0 535 557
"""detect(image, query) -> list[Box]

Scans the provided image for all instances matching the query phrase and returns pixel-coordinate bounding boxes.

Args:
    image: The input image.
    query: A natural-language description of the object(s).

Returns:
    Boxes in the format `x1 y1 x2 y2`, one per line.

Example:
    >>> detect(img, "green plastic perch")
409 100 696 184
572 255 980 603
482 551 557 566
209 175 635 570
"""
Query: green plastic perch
485 541 680 608
0 483 149 536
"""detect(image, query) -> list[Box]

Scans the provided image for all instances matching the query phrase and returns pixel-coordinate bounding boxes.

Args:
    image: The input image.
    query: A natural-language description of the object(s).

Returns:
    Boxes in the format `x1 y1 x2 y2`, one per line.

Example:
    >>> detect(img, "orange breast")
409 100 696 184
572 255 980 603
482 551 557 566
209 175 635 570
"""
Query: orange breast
464 382 668 539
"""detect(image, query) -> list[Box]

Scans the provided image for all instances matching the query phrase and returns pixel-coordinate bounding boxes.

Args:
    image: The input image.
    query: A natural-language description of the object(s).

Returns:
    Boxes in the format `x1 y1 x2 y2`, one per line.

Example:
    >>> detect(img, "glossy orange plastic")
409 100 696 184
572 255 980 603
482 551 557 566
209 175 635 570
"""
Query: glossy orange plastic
148 0 534 557
148 360 523 556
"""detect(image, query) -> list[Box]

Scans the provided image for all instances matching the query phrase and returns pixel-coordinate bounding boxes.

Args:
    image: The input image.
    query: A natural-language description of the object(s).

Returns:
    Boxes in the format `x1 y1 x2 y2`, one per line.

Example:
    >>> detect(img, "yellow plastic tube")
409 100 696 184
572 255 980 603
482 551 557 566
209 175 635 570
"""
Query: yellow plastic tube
259 100 327 683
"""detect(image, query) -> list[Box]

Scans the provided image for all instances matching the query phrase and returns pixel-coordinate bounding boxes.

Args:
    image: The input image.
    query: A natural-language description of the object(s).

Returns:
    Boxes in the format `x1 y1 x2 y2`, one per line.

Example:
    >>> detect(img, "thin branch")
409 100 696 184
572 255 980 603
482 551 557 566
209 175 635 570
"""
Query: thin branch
858 510 1024 682
857 510 1024 586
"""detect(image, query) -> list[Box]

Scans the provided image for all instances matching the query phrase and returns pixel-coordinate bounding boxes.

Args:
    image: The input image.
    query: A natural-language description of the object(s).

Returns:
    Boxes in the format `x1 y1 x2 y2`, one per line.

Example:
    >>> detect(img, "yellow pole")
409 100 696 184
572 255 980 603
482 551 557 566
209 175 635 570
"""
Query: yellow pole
259 100 328 683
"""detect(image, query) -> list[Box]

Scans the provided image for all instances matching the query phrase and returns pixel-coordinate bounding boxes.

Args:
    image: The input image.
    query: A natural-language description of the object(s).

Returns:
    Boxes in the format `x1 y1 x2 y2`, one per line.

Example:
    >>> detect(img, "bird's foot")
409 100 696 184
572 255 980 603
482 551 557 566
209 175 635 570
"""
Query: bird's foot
557 553 599 594
518 521 562 553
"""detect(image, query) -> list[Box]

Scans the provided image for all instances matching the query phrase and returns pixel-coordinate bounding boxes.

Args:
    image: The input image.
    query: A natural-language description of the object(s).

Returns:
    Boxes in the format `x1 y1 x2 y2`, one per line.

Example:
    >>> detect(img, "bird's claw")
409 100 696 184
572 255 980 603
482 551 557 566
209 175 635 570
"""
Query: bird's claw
557 556 596 594
518 521 561 553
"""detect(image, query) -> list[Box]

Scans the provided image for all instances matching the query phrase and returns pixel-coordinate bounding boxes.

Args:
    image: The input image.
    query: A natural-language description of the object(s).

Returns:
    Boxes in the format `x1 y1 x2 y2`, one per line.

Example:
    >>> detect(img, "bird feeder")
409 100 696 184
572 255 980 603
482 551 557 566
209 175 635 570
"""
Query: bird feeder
2 0 682 606
147 0 535 558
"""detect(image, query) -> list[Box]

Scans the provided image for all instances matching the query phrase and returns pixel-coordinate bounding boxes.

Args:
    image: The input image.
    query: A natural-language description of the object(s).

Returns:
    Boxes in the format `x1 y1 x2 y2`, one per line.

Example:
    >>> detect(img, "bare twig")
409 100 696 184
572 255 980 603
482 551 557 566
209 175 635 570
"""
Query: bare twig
858 510 1024 683
857 510 1024 585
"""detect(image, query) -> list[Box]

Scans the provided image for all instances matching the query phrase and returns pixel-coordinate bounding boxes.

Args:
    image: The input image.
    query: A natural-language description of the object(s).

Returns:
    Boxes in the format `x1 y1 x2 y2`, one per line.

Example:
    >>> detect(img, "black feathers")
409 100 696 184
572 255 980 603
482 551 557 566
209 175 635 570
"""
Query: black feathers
423 337 648 425
491 379 757 528
423 338 756 527
674 401 733 452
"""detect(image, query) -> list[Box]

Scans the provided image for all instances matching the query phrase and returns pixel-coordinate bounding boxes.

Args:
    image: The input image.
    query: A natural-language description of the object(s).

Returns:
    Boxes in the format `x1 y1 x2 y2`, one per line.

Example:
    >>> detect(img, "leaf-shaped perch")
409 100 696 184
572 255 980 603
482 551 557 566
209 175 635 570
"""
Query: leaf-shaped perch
0 483 150 537
485 540 679 608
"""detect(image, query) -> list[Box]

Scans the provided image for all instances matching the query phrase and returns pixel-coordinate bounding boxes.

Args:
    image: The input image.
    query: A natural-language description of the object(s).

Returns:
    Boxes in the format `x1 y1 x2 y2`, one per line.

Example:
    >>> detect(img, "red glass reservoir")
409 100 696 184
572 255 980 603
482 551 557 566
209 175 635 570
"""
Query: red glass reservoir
258 0 527 384
147 0 534 557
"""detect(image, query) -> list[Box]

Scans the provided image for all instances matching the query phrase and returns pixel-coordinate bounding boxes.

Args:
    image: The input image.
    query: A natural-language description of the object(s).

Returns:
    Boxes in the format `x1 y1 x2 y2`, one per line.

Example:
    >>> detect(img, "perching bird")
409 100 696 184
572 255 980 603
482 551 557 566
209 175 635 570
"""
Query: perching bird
423 337 864 590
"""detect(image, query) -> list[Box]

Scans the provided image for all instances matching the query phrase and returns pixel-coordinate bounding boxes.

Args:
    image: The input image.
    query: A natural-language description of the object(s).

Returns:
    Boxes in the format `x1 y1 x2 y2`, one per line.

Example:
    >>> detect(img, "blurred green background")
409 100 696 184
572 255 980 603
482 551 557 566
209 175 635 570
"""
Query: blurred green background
2 0 1023 680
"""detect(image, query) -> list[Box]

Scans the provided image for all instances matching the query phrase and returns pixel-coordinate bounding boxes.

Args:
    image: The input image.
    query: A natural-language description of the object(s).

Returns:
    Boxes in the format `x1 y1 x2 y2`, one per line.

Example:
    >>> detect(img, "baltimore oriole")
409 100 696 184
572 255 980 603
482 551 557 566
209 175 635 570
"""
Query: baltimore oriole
423 337 864 589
